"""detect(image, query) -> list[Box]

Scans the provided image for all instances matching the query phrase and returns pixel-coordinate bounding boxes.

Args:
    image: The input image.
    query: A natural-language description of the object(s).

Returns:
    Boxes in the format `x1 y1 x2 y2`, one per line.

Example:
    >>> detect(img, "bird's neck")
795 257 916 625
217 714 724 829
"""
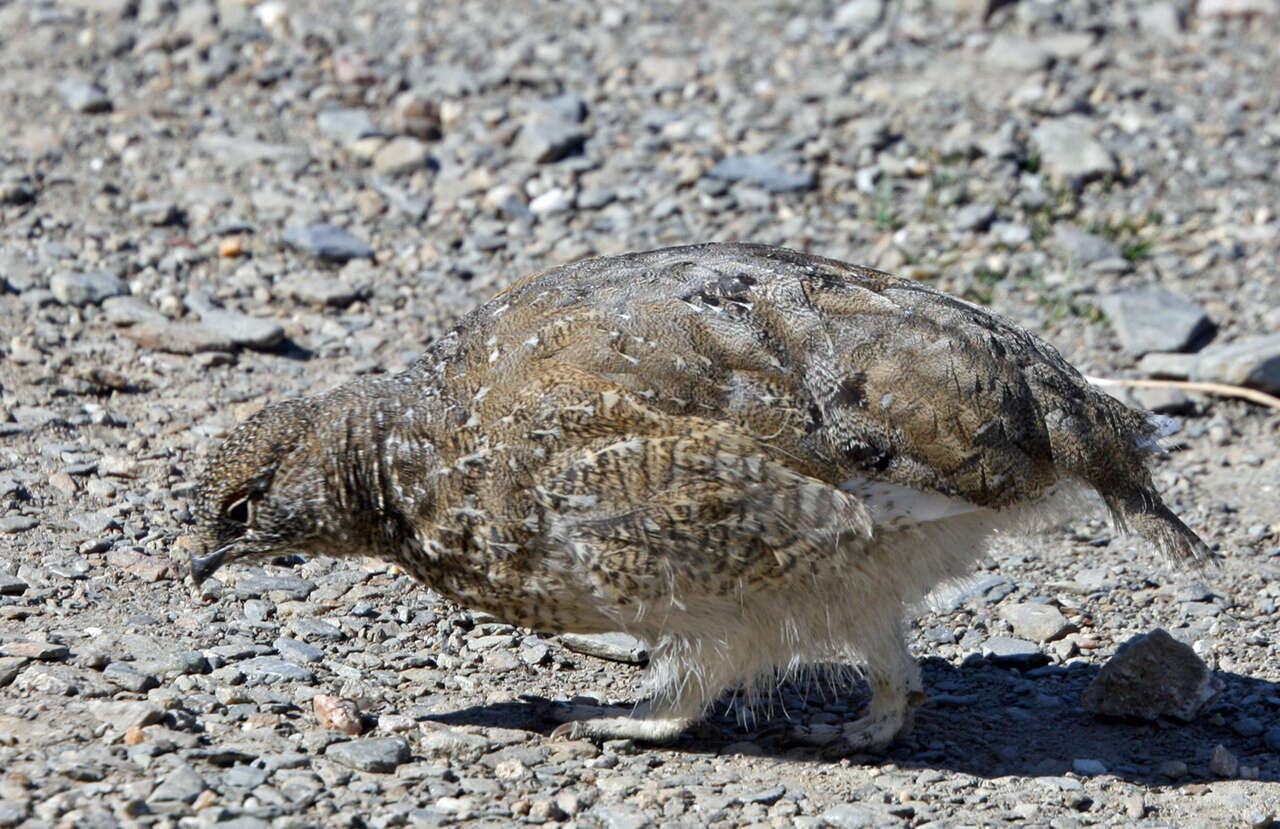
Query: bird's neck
317 374 449 562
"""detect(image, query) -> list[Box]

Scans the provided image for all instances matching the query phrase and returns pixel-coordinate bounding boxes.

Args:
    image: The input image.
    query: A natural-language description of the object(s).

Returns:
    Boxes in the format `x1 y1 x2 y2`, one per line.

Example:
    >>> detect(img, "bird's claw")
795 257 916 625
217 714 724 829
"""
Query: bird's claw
549 721 583 740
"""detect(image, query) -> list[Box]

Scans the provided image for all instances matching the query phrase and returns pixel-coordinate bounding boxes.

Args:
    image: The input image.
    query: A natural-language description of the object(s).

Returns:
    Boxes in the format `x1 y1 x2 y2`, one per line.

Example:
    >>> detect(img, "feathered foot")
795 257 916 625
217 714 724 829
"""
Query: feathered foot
838 631 925 753
549 701 693 743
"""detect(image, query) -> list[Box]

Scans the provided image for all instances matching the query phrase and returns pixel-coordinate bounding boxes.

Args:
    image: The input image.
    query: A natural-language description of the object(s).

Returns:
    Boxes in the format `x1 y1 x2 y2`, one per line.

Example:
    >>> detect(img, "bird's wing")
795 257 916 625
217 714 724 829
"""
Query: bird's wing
531 420 875 613
483 246 1070 508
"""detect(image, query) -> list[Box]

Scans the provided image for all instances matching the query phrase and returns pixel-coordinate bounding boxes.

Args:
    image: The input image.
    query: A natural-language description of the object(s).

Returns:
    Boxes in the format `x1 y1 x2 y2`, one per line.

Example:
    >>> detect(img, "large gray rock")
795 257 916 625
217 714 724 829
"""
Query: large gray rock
0 174 35 206
1197 0 1278 15
195 309 285 349
89 700 164 730
1082 629 1218 721
184 290 284 349
238 656 315 684
196 133 309 166
274 636 323 664
0 656 26 687
1192 334 1280 393
1137 2 1184 36
416 724 493 762
931 573 1014 613
279 273 363 308
316 108 381 145
130 200 182 226
50 271 128 306
56 78 112 113
325 737 411 773
832 0 885 29
981 635 1047 668
230 571 317 600
954 202 996 232
999 602 1074 642
589 804 656 829
533 93 588 123
148 763 206 804
820 802 904 827
373 137 432 176
1098 288 1215 355
103 295 169 326
1137 352 1197 380
706 155 816 193
1210 744 1239 778
560 632 649 664
0 249 38 292
282 224 374 263
1032 118 1117 188
984 35 1053 72
516 116 588 164
1052 224 1122 265
120 321 234 354
0 517 38 533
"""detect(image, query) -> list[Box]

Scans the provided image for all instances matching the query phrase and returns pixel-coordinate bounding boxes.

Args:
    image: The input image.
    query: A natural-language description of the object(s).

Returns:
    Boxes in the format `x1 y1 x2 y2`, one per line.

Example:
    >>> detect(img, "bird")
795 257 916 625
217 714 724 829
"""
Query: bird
186 242 1208 749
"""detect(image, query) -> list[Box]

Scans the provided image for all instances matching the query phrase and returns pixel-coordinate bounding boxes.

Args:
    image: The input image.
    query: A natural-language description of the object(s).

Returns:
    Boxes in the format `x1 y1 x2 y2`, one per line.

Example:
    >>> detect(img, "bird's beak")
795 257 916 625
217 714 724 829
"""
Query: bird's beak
189 549 227 585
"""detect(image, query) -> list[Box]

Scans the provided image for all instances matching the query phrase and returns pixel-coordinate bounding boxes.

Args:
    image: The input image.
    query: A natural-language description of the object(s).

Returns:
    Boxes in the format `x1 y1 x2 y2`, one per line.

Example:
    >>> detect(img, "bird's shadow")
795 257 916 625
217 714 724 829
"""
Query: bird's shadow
424 658 1279 786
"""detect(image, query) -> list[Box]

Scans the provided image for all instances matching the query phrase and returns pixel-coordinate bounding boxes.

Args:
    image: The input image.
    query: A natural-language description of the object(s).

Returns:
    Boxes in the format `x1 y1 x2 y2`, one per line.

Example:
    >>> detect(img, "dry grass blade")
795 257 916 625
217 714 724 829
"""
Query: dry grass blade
1086 376 1280 412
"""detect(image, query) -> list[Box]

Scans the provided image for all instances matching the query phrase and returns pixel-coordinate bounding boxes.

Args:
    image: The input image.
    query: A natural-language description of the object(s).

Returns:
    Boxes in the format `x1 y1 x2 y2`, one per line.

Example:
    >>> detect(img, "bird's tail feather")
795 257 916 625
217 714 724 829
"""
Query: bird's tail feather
1105 488 1213 567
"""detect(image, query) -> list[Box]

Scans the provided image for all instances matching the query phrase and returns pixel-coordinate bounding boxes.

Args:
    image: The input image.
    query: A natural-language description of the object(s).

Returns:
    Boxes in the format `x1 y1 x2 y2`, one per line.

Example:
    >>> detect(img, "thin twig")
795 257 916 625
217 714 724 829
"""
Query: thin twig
1085 375 1280 412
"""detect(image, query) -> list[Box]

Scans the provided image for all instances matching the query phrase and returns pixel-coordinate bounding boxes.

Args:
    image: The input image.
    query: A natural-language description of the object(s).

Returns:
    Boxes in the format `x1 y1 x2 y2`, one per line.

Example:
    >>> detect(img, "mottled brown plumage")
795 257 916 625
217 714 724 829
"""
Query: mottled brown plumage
188 243 1207 747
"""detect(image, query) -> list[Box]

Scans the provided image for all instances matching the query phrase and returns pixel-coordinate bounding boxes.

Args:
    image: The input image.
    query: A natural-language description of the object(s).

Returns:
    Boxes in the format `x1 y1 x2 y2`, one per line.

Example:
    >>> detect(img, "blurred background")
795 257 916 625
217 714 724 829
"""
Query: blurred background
3 0 1278 392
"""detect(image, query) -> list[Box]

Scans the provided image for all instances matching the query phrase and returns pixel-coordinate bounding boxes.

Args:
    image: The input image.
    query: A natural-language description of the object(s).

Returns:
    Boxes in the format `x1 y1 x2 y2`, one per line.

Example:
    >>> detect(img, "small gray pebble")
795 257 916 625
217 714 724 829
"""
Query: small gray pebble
1072 758 1107 775
282 224 374 263
317 108 381 145
57 78 112 113
954 202 996 232
325 737 411 773
238 657 315 684
147 763 206 804
0 516 38 534
104 662 160 693
49 271 128 307
982 636 1047 668
706 154 815 193
1232 716 1264 738
274 636 324 664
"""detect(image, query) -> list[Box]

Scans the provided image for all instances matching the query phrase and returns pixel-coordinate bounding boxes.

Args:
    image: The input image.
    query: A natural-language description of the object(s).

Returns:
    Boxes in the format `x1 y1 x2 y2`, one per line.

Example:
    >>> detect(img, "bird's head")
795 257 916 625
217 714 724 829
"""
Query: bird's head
186 399 333 585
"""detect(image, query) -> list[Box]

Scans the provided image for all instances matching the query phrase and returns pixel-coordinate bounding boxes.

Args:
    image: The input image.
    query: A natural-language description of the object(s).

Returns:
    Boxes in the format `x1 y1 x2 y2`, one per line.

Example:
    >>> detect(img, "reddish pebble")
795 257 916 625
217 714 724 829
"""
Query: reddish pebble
313 694 363 735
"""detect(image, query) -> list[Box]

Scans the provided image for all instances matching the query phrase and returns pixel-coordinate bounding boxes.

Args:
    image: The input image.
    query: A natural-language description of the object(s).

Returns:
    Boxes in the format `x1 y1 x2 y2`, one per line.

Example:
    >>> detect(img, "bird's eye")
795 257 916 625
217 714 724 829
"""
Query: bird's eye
225 496 252 525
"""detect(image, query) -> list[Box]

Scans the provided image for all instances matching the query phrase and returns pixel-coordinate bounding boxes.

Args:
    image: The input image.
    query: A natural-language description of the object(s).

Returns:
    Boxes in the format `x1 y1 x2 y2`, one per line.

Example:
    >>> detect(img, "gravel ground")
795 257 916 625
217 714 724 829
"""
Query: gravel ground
2 0 1280 826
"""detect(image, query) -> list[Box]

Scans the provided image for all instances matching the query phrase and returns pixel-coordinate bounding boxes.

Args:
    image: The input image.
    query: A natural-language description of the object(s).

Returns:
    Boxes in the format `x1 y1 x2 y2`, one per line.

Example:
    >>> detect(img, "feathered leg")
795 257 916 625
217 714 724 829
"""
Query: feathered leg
838 613 924 752
550 630 764 743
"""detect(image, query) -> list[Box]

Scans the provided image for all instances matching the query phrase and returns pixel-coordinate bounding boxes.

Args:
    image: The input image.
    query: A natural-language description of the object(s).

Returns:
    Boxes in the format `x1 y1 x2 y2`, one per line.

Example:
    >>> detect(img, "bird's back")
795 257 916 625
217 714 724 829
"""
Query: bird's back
410 242 1204 569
